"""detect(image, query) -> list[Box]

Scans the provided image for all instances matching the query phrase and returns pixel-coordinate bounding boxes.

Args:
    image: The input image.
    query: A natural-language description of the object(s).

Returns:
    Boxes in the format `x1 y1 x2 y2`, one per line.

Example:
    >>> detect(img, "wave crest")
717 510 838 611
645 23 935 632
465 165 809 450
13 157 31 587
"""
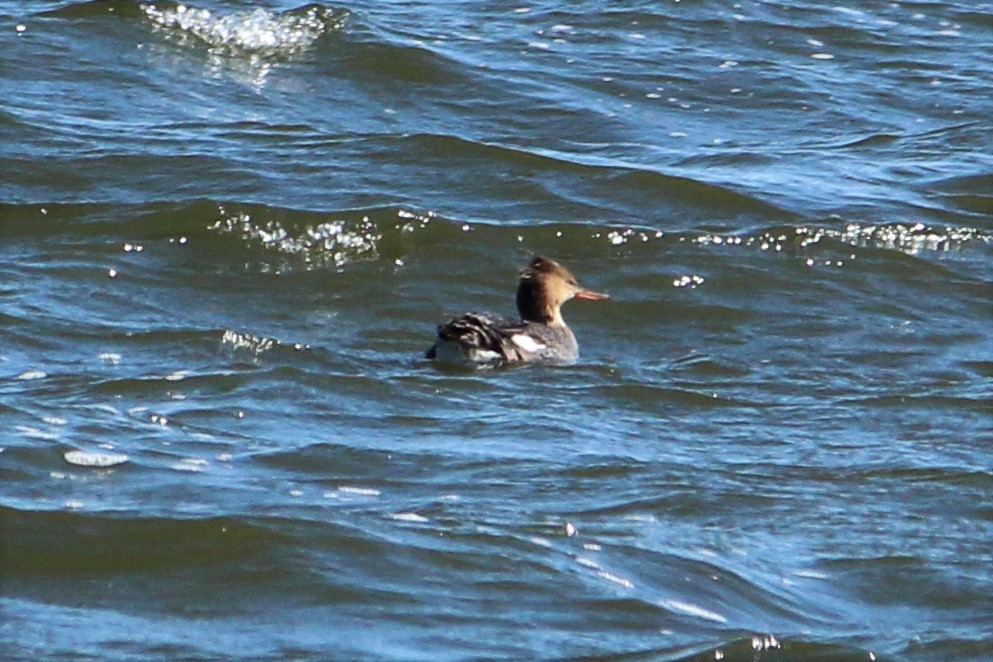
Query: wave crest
140 2 347 56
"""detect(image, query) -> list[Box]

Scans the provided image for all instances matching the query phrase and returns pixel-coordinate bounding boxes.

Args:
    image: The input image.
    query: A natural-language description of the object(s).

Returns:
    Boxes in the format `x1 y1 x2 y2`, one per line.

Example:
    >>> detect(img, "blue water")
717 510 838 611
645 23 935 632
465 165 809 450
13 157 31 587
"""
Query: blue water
2 1 992 660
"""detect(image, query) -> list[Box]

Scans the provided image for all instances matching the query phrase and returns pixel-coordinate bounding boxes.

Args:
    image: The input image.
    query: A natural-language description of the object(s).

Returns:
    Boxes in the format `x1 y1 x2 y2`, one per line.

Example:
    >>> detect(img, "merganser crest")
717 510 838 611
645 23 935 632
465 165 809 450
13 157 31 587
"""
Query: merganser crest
426 256 609 365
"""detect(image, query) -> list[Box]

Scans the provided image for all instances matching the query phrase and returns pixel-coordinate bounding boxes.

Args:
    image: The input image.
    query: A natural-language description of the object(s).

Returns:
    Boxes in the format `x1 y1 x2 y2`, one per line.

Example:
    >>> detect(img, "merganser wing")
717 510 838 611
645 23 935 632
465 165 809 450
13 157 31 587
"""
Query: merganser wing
427 313 533 363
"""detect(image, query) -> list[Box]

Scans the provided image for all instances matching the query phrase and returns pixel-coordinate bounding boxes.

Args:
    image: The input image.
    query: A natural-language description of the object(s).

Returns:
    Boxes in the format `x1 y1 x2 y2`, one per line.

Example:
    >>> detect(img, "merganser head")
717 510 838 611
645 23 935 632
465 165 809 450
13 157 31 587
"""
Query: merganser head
516 255 610 326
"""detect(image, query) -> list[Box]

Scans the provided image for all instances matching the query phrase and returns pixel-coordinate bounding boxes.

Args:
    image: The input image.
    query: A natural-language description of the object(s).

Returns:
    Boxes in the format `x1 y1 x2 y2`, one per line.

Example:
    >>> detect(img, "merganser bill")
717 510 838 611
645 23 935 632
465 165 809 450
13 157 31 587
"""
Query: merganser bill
426 255 609 365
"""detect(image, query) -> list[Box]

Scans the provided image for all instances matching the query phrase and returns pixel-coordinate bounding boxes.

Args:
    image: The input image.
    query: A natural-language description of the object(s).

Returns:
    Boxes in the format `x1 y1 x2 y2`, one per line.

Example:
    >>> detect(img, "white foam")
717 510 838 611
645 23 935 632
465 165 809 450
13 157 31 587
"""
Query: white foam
170 458 208 472
17 370 46 380
337 485 381 497
64 450 129 468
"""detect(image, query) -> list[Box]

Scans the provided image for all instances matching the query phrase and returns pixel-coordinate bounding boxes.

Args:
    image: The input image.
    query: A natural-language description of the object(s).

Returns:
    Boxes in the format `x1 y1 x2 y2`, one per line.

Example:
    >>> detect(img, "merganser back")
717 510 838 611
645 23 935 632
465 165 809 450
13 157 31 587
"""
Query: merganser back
426 255 609 365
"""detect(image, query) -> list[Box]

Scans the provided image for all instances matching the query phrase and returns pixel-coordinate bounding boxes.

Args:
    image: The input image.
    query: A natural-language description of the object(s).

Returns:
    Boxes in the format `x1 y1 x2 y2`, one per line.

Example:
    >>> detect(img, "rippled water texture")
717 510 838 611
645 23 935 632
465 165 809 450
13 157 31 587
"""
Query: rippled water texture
2 1 992 660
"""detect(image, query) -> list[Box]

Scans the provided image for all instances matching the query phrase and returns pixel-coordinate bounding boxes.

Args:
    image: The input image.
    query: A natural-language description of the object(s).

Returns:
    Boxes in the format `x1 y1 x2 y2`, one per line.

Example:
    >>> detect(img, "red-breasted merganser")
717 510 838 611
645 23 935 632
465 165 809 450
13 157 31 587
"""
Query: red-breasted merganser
426 255 609 365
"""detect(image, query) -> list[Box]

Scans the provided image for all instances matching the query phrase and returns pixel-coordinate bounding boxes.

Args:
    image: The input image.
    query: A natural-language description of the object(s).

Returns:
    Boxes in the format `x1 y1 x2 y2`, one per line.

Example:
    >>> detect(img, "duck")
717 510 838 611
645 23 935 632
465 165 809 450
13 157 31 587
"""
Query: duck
426 255 609 365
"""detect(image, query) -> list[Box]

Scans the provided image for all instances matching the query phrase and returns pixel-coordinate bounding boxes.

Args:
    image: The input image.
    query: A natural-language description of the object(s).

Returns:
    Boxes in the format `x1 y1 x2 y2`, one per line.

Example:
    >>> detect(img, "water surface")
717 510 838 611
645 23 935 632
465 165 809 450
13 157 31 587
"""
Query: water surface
2 1 992 660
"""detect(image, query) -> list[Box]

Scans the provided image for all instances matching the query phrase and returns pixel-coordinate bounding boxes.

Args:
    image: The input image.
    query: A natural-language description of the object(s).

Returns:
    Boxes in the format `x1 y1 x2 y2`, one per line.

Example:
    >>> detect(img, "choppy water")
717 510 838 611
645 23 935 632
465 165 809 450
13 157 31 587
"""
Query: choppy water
2 1 992 660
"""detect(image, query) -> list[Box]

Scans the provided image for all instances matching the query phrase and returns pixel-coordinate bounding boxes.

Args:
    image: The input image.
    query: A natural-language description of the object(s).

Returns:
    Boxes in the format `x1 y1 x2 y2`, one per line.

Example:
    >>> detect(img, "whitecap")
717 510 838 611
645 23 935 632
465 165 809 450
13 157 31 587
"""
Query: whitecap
337 485 381 497
170 458 208 472
140 3 347 57
64 450 129 468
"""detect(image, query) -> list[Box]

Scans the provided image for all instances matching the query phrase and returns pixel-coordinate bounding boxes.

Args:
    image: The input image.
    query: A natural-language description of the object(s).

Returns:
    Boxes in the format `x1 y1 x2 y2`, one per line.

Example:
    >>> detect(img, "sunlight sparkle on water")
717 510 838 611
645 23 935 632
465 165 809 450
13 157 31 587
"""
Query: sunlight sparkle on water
222 329 277 354
141 3 346 56
660 599 727 624
597 571 634 589
99 353 122 365
210 208 381 271
392 512 430 523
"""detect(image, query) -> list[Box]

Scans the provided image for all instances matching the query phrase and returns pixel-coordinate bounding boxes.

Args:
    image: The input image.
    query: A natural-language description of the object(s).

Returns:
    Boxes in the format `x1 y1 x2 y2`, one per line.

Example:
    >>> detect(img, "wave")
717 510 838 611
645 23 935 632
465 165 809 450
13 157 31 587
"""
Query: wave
929 172 993 217
36 0 150 19
2 503 886 660
140 2 348 57
369 132 797 223
0 506 285 575
38 0 349 57
645 636 885 661
2 200 990 274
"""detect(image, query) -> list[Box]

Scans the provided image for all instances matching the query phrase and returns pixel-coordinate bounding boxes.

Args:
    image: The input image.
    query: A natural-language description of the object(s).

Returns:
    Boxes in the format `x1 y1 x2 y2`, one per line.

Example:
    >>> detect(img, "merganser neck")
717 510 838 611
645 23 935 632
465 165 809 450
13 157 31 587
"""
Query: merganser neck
516 281 564 326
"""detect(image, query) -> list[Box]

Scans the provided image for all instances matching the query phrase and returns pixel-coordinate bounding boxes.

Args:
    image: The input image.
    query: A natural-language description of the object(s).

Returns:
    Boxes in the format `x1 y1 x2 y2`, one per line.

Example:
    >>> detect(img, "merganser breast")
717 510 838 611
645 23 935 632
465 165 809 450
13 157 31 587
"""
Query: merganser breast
426 256 609 366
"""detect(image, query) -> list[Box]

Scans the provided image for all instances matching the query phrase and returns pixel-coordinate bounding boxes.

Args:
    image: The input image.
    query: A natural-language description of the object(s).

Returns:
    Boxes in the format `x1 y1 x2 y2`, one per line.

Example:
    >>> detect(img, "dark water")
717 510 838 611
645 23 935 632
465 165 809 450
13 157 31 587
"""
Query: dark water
2 1 992 660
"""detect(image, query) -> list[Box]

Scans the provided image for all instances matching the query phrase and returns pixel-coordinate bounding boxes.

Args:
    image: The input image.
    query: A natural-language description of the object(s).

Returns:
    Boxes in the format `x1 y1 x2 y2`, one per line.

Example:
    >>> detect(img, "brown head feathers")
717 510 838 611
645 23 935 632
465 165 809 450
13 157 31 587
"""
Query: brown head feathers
516 256 609 326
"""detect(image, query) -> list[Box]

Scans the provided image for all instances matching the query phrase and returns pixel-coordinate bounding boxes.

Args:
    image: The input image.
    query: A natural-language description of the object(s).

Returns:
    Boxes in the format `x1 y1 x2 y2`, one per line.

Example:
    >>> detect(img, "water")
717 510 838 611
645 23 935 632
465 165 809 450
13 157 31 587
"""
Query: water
2 1 992 660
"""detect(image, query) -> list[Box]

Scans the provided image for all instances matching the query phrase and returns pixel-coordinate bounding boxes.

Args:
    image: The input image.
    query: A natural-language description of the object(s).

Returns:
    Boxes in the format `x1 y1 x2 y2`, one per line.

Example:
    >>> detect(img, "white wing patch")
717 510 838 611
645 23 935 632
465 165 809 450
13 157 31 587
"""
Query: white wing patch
510 334 546 354
467 348 503 363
